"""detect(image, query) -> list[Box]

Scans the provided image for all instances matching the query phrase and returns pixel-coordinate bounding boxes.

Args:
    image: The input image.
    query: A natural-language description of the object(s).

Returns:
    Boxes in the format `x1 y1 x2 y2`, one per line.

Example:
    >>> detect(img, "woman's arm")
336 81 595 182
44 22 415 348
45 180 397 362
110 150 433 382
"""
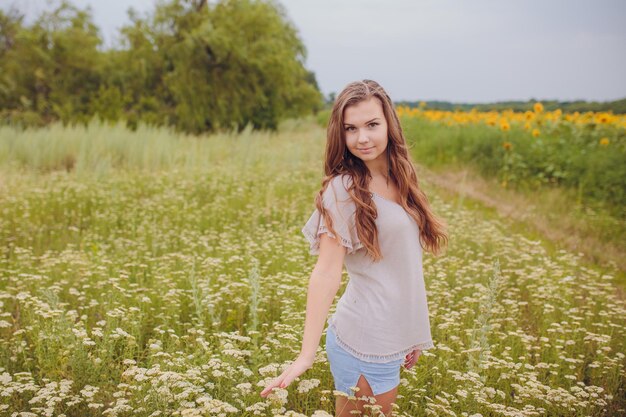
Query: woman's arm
299 233 346 363
260 233 346 397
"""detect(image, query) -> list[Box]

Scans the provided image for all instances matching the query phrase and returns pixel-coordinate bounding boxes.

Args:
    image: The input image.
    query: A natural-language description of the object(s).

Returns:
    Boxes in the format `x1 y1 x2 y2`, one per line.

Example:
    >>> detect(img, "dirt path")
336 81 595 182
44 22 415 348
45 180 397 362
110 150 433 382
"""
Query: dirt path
415 163 626 283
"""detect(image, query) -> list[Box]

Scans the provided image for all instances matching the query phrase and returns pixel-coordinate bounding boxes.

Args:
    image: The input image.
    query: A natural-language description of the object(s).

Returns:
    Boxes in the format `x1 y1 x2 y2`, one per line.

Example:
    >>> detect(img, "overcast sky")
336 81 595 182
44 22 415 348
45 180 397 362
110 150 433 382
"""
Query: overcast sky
7 0 626 103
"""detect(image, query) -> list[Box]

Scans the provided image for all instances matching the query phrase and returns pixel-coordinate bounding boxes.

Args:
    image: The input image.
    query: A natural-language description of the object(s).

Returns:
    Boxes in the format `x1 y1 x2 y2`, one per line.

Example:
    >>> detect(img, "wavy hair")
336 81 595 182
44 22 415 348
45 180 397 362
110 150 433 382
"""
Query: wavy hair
314 79 448 260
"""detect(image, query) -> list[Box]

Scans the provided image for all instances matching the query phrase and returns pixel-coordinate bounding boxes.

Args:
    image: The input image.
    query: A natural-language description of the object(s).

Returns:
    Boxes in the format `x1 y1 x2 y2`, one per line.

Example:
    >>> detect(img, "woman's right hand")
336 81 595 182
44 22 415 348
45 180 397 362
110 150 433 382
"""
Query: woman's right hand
259 354 314 398
403 348 422 370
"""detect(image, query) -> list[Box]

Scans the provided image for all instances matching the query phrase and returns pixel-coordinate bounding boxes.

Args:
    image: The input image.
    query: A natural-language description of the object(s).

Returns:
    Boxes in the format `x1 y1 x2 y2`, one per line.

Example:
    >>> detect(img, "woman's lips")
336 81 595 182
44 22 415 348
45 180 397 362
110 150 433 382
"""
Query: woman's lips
359 147 374 153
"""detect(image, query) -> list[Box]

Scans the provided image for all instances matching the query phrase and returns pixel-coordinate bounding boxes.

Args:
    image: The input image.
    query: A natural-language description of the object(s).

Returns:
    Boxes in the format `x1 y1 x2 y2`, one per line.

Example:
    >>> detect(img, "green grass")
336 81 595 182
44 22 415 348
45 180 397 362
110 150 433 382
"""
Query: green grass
0 120 624 416
400 117 626 217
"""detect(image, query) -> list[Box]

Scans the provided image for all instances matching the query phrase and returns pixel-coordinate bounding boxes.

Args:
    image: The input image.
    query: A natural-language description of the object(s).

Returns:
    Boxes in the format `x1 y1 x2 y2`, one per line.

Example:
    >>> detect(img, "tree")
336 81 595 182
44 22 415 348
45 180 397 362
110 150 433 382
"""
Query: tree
0 1 103 125
141 0 322 132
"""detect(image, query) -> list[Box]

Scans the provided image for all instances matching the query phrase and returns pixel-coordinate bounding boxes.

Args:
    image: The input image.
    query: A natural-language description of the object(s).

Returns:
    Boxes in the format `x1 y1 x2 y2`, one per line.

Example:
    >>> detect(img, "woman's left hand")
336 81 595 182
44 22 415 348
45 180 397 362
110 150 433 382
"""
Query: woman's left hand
403 348 422 370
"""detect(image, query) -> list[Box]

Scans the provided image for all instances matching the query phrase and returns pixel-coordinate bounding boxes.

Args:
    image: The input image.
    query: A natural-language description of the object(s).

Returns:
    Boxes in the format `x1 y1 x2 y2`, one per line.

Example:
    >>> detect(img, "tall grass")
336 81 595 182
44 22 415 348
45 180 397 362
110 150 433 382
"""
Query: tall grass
0 118 318 177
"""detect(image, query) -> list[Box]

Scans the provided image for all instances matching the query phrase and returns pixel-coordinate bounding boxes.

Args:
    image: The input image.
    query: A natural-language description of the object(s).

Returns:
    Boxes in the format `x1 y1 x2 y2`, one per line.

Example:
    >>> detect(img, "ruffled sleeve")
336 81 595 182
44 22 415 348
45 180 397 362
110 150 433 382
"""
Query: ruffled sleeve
301 174 363 256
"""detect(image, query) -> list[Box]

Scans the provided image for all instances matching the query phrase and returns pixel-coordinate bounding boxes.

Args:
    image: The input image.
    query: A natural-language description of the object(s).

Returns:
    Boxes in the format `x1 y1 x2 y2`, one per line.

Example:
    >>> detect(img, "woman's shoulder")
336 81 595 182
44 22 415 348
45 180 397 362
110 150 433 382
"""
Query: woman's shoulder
323 174 354 204
328 173 354 193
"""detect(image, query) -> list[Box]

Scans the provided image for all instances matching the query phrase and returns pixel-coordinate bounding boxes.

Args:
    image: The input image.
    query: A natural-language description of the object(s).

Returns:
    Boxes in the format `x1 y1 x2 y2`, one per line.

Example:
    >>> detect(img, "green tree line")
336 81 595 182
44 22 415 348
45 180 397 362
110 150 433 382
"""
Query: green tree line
0 0 323 133
396 98 626 114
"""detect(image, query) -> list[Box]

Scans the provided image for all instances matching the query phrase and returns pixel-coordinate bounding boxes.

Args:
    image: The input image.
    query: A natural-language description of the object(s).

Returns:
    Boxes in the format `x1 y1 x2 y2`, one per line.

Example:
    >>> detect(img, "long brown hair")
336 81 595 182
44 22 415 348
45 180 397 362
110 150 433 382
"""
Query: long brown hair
314 79 448 261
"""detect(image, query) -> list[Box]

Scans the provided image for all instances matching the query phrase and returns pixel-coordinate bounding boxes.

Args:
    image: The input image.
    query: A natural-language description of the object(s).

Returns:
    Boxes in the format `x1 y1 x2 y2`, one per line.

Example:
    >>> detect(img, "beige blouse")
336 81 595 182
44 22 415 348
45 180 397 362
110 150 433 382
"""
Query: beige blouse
302 174 435 363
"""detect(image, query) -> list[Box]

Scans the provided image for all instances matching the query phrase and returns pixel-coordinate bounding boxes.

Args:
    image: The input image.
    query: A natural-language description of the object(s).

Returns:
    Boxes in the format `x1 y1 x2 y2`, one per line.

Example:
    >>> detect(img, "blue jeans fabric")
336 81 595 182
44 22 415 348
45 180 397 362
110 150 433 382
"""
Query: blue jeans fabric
325 325 404 397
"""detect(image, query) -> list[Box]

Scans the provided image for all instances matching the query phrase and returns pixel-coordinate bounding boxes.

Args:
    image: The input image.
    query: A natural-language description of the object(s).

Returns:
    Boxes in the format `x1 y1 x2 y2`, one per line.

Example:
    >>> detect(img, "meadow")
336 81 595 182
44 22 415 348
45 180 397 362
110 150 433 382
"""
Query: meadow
0 119 625 416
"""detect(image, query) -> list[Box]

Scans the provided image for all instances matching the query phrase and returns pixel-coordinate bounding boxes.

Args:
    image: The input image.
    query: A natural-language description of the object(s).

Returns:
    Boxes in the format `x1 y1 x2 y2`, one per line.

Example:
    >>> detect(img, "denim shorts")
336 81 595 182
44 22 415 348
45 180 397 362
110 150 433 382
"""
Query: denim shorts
325 325 404 397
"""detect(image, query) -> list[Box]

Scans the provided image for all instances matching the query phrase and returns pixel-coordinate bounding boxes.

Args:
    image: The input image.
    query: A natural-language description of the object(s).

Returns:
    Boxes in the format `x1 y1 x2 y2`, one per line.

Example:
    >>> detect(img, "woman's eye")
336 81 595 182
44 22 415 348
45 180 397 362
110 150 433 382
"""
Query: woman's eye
368 122 379 128
345 126 355 132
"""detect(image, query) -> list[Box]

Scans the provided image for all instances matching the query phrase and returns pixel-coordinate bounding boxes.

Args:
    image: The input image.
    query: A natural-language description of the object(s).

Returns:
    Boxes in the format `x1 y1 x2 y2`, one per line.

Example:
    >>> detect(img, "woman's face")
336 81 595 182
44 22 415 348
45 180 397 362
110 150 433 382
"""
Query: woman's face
343 96 389 165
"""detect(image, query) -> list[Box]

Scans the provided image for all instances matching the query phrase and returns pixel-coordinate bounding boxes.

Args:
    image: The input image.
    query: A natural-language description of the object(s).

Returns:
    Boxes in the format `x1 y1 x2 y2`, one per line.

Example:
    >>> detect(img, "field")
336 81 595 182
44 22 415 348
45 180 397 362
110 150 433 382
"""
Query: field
0 118 625 416
398 104 626 213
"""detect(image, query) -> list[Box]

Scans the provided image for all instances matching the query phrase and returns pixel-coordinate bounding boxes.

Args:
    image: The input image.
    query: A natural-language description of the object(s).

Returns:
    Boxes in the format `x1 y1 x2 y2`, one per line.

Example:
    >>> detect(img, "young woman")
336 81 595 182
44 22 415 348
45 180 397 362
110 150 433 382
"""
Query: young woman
260 79 448 416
